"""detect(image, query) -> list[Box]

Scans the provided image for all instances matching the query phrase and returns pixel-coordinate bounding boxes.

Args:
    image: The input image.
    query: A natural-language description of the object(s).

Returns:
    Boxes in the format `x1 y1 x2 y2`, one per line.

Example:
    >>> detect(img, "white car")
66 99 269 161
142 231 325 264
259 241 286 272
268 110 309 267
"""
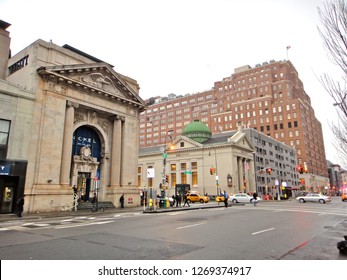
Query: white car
296 193 331 204
229 193 261 203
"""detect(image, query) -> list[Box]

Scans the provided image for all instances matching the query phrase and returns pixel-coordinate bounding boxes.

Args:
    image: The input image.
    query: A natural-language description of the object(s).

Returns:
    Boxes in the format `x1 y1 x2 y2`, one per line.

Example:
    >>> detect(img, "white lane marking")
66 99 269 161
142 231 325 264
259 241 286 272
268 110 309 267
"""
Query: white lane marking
252 227 275 235
55 220 114 229
94 221 115 225
176 222 207 230
168 212 186 216
0 228 9 231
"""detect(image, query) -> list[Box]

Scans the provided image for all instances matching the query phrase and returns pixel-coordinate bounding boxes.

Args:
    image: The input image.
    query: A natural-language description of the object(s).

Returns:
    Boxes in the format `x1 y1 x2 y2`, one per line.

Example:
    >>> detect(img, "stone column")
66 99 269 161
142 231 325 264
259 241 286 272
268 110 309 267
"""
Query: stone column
60 101 79 186
231 155 238 194
110 115 122 187
238 156 243 192
248 159 255 192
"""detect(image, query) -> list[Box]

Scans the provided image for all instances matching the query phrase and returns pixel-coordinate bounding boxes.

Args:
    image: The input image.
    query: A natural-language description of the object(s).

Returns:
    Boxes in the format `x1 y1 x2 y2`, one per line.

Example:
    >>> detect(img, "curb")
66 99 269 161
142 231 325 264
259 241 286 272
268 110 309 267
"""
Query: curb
143 203 246 213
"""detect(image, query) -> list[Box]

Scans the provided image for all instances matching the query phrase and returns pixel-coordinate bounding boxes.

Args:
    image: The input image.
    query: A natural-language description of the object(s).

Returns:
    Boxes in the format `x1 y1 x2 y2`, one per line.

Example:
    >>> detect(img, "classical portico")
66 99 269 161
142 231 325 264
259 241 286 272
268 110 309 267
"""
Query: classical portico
11 40 145 213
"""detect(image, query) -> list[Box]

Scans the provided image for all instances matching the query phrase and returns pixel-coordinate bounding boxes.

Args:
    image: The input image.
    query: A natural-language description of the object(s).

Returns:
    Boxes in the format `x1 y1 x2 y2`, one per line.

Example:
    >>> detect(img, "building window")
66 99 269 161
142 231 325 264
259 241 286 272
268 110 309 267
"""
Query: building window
0 119 10 159
181 172 187 184
181 163 186 171
171 164 177 171
171 173 177 187
192 171 198 186
0 119 10 145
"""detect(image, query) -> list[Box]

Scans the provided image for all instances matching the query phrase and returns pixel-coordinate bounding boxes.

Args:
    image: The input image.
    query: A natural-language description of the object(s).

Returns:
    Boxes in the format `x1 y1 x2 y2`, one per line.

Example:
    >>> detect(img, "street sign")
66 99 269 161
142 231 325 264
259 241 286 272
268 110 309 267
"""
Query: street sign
162 153 167 159
147 168 155 178
184 171 192 174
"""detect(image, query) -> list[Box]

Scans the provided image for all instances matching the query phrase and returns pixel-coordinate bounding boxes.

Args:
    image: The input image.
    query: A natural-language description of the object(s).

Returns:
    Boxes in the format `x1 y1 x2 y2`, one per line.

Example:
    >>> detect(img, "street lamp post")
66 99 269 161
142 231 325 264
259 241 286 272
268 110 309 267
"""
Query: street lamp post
161 130 173 203
214 148 219 195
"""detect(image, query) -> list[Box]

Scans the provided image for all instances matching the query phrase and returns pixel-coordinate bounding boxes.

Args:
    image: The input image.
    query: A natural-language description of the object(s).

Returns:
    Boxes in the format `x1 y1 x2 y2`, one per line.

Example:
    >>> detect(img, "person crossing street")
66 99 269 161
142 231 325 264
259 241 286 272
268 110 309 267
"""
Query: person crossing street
183 193 190 207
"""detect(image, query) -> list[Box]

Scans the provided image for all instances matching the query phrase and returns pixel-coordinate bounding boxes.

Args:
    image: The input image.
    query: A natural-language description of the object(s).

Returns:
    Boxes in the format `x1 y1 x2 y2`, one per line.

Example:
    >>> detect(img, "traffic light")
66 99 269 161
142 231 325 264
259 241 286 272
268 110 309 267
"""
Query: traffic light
266 168 272 175
165 174 169 183
303 162 308 173
297 165 303 174
210 167 215 175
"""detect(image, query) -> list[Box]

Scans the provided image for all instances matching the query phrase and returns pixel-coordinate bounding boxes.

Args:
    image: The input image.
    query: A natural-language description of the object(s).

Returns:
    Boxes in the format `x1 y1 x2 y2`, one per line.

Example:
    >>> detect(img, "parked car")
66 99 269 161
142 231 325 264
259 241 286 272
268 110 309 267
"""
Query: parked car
186 192 210 203
229 193 261 203
296 193 331 204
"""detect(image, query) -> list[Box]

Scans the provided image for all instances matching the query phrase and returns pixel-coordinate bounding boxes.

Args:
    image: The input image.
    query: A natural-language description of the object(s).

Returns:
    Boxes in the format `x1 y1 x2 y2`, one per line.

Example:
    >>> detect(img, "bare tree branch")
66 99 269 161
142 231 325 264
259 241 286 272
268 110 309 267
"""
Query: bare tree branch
317 0 347 166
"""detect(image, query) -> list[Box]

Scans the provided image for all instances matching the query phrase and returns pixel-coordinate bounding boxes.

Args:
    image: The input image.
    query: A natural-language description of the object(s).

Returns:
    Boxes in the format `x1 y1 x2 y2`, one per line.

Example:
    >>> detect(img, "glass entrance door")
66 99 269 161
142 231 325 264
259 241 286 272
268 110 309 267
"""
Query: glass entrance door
1 186 14 213
77 172 91 202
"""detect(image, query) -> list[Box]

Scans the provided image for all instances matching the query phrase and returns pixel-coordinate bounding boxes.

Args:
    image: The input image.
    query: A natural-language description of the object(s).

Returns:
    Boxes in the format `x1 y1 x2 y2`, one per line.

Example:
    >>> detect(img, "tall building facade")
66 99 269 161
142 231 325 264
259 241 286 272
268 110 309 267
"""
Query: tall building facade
1 21 145 214
140 60 327 179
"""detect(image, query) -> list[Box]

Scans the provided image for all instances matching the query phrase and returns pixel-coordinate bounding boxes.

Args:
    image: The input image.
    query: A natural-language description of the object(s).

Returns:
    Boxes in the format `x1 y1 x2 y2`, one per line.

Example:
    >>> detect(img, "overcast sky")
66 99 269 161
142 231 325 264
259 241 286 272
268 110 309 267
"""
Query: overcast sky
1 0 344 167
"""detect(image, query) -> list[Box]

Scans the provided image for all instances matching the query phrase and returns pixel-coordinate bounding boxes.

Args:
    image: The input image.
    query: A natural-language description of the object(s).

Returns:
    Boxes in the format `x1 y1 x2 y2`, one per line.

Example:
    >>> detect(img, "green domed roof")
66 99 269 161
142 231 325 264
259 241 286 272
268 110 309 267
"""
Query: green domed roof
182 120 212 143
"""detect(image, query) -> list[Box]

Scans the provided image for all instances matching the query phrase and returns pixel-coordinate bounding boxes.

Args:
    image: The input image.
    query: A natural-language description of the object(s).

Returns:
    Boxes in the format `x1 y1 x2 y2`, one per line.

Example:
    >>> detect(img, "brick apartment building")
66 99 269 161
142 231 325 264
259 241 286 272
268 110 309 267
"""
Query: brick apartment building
140 60 327 178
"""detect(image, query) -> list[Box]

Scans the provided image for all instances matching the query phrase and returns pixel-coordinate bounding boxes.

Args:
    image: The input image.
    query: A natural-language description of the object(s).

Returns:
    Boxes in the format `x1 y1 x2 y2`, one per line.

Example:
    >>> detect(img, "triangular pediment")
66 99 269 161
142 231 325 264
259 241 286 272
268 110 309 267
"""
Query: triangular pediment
169 135 204 151
228 130 255 151
37 63 145 110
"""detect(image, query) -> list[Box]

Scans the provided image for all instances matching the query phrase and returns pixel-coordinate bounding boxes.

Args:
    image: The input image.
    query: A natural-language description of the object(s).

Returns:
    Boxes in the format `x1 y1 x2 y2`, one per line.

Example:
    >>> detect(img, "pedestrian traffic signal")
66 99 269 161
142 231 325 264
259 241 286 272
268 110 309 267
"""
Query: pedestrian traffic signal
297 165 303 174
303 162 308 173
266 168 272 175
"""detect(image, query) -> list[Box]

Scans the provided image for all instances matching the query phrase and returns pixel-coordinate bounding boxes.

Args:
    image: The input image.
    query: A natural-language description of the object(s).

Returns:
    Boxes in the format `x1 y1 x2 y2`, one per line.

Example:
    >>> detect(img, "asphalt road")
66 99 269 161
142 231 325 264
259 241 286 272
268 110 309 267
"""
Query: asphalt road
0 198 346 260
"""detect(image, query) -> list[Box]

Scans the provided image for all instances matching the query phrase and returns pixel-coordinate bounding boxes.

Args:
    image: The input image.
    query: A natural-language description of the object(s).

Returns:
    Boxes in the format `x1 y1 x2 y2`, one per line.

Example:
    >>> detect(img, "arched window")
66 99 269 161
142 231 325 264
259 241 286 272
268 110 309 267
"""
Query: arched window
72 126 101 161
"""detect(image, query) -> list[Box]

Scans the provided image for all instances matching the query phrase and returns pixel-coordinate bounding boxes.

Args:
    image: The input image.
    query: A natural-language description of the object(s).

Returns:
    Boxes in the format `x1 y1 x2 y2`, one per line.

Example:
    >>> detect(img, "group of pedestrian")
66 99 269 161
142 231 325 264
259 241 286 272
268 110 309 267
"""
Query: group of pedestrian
171 193 191 207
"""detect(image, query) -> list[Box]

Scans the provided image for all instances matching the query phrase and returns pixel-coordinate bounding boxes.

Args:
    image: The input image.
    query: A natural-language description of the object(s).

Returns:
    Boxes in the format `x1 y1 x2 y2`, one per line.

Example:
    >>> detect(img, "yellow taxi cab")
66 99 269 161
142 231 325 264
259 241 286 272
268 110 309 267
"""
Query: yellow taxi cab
215 195 225 202
186 192 210 203
342 191 347 202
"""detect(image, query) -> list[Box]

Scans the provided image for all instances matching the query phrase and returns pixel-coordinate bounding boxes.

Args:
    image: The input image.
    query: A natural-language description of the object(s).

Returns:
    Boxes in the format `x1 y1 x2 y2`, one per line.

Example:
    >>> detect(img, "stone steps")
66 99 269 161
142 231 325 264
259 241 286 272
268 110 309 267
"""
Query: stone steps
77 201 115 210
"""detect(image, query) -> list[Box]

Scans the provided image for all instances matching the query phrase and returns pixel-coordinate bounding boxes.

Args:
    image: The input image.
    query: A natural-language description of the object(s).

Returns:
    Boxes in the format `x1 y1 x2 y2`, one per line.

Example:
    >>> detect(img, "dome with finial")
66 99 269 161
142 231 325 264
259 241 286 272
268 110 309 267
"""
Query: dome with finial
182 120 212 143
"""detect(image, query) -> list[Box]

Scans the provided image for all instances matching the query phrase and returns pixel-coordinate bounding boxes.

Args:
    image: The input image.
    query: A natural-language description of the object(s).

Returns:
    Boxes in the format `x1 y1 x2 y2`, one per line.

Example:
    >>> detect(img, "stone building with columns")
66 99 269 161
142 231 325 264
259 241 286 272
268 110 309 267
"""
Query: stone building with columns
3 37 145 213
138 120 256 197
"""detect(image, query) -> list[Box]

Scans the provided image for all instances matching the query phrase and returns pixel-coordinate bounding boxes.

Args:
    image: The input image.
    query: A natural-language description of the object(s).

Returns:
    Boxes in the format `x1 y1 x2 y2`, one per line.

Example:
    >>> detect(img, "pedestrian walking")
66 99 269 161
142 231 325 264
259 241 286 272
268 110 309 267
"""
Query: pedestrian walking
119 194 125 208
223 191 229 207
16 196 25 217
91 193 97 204
176 193 181 207
252 192 258 206
183 193 190 207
